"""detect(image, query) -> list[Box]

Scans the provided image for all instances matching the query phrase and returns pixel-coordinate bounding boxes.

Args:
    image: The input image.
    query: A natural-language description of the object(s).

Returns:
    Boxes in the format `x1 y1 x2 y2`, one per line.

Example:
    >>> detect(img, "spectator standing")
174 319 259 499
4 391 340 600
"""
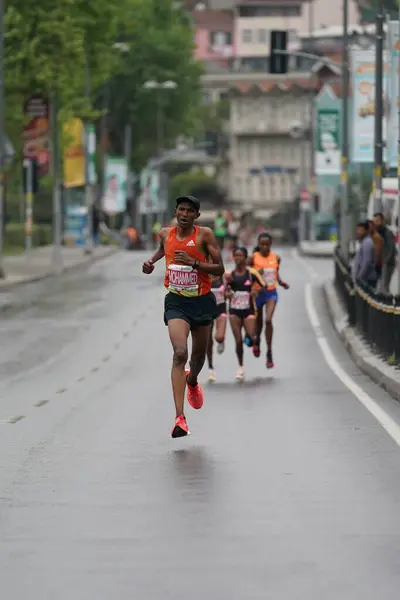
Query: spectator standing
373 212 396 294
368 219 383 281
227 214 240 249
352 221 377 288
214 212 227 250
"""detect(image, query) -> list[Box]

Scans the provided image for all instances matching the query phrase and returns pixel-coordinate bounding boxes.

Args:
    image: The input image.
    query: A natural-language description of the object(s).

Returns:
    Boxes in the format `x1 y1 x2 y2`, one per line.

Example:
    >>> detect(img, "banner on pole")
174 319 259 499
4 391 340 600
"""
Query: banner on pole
103 156 127 214
86 124 97 184
23 94 50 176
388 21 400 168
63 118 85 188
351 48 390 163
315 108 341 175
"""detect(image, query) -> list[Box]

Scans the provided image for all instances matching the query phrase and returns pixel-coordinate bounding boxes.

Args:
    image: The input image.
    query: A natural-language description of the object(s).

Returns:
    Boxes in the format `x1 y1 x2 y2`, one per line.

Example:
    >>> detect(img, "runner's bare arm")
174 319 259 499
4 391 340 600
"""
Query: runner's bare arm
276 256 289 289
249 267 267 289
142 228 168 274
173 228 224 276
201 228 225 275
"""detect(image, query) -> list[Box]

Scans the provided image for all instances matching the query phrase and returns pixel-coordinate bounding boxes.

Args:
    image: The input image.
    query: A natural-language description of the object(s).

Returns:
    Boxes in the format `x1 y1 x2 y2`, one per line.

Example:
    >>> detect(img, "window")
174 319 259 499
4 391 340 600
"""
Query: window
239 5 301 17
210 31 232 47
242 29 252 43
202 91 211 105
258 29 267 44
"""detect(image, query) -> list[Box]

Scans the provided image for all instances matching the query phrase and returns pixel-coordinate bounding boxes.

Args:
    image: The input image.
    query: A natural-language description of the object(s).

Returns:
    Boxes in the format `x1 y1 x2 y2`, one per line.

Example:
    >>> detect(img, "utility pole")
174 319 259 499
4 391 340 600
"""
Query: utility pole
308 0 316 242
84 52 93 254
50 91 63 274
0 0 5 278
156 92 165 226
373 0 384 214
124 122 133 224
397 14 400 295
341 0 350 262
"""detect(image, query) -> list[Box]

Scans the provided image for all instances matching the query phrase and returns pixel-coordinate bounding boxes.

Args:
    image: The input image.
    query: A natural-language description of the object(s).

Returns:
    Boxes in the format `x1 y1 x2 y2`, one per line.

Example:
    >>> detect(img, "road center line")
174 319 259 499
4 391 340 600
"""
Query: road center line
304 282 400 447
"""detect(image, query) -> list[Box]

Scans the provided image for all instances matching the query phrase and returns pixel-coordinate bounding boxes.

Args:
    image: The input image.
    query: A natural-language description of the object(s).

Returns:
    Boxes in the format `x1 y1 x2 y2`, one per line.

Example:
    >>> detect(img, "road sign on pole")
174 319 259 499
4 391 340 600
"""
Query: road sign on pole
23 158 34 253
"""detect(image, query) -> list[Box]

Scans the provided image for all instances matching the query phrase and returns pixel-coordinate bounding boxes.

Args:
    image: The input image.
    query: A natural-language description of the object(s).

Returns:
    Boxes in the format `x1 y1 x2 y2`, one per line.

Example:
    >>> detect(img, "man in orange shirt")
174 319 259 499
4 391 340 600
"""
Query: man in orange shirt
142 196 224 438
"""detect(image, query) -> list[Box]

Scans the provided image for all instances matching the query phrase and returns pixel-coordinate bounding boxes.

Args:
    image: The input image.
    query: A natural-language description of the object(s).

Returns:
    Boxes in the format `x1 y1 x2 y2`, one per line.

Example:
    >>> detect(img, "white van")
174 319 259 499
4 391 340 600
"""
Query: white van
367 177 399 239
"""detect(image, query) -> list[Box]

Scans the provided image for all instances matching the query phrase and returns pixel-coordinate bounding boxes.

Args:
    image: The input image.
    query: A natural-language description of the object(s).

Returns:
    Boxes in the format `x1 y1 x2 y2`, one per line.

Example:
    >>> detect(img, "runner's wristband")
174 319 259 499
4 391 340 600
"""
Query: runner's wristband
193 259 200 269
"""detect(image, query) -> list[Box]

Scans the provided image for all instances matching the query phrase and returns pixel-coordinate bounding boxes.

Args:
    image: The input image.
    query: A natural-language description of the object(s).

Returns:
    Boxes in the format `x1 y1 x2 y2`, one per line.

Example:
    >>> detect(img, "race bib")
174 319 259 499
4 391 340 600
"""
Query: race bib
213 288 225 305
168 264 198 296
263 268 276 287
230 290 250 310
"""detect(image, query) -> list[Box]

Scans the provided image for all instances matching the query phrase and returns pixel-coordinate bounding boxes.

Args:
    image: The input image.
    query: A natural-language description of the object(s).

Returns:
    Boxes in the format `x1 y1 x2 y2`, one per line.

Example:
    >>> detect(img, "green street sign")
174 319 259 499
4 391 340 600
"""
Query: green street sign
316 108 341 175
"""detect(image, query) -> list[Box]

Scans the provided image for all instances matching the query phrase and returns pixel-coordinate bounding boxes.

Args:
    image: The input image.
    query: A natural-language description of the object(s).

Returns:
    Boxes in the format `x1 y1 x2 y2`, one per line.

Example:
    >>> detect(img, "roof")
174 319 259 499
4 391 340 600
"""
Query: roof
298 23 379 40
191 9 233 28
228 78 319 95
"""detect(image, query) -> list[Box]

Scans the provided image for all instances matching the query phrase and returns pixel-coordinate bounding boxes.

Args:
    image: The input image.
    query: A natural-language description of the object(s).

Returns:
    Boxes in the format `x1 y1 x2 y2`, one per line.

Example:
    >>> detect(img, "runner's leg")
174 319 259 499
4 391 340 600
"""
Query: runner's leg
207 323 214 369
215 314 227 344
243 315 257 345
168 319 190 417
229 315 244 366
187 324 212 387
255 302 263 347
265 299 277 365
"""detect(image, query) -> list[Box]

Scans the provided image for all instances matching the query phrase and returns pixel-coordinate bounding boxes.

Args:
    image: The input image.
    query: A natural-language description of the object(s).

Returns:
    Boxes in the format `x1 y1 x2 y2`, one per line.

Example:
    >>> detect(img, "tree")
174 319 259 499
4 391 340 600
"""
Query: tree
169 171 225 210
4 0 120 138
104 0 202 167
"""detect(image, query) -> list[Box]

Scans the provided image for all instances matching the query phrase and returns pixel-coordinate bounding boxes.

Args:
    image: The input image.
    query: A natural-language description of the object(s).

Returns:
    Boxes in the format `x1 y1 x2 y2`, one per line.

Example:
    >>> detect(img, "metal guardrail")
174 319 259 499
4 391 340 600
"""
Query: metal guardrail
334 246 400 364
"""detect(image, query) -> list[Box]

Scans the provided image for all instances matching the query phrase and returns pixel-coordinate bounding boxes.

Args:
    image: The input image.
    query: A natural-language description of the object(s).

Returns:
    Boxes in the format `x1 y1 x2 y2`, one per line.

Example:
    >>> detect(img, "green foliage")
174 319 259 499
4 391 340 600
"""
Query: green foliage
3 0 203 209
105 0 202 167
192 99 230 133
5 0 119 121
4 223 52 248
169 170 224 209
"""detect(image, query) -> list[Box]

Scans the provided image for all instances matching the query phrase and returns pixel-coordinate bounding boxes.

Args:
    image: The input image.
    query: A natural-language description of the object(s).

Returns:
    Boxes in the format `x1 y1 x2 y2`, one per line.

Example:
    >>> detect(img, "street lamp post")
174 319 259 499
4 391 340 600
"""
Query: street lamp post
0 0 5 278
341 0 350 262
143 80 177 244
84 51 93 255
373 0 384 215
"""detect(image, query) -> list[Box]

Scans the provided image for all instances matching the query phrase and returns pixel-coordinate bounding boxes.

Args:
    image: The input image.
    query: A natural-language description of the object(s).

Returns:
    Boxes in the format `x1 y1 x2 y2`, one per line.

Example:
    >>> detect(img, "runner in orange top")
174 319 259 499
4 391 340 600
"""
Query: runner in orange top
248 232 289 368
142 196 224 438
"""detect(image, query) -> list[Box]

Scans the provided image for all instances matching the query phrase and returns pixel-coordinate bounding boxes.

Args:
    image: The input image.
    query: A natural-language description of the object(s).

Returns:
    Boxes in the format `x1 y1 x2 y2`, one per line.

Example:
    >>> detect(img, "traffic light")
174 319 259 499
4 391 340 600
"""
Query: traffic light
23 158 39 194
269 30 288 74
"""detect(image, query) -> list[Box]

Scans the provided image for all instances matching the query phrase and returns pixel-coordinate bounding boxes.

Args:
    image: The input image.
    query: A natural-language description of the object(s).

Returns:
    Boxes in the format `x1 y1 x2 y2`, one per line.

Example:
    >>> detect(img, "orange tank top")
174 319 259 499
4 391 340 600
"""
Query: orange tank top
164 226 211 297
252 251 279 290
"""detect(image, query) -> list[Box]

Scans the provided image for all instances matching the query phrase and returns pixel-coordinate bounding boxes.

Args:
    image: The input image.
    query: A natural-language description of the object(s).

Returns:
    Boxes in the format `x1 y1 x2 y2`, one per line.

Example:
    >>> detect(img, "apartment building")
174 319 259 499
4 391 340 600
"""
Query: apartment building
192 9 234 67
228 75 317 210
234 0 305 71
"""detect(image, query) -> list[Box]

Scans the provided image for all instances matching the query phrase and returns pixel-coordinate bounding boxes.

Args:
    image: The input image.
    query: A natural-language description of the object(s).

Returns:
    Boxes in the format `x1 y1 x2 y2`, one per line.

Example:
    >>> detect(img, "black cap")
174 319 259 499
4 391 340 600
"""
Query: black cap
175 195 200 211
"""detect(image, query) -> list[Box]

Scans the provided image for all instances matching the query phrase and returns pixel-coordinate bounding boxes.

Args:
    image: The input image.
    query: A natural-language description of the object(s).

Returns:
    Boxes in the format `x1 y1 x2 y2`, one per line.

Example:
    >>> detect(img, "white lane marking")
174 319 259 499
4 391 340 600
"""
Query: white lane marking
291 248 319 280
305 283 400 447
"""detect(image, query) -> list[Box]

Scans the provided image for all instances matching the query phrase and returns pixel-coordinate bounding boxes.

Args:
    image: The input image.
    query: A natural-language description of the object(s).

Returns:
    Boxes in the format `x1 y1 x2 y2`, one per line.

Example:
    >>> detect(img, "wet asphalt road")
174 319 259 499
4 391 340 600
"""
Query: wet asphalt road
2 248 400 599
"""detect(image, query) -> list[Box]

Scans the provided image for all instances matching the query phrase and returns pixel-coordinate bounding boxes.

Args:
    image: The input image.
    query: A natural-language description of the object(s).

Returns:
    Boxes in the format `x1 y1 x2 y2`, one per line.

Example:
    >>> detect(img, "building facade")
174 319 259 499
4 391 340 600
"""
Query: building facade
227 76 318 210
192 9 234 67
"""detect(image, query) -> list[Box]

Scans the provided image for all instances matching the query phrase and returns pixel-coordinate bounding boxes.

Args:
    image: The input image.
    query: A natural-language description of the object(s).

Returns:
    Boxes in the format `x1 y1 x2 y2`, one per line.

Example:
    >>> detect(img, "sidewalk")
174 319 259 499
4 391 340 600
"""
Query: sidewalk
0 245 117 292
299 240 336 258
323 279 400 403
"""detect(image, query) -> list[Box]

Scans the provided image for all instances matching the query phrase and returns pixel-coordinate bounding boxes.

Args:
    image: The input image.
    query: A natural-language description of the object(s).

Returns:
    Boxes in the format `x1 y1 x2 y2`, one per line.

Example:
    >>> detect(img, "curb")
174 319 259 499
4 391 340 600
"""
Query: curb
0 247 118 309
323 280 400 403
298 246 333 259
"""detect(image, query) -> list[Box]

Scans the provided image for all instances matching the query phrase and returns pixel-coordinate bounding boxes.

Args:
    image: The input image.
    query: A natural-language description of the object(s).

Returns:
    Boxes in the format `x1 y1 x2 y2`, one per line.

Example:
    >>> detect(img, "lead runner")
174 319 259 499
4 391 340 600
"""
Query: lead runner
142 196 225 438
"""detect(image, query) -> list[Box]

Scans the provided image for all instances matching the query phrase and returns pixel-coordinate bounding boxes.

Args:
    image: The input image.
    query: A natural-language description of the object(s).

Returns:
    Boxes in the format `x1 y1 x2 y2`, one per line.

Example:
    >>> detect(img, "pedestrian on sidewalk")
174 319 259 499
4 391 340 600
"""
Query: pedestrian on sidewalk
368 219 383 282
352 221 378 289
373 212 396 294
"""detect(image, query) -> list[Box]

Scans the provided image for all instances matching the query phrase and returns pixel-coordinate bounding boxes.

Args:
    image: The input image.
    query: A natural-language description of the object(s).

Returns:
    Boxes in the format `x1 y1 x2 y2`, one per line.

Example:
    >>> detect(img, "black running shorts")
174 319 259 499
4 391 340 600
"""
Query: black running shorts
164 291 218 328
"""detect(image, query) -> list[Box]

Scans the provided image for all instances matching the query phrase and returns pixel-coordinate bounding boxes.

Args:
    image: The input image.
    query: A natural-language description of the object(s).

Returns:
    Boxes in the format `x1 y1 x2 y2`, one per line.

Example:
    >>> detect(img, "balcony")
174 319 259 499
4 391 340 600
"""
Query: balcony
231 118 311 136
